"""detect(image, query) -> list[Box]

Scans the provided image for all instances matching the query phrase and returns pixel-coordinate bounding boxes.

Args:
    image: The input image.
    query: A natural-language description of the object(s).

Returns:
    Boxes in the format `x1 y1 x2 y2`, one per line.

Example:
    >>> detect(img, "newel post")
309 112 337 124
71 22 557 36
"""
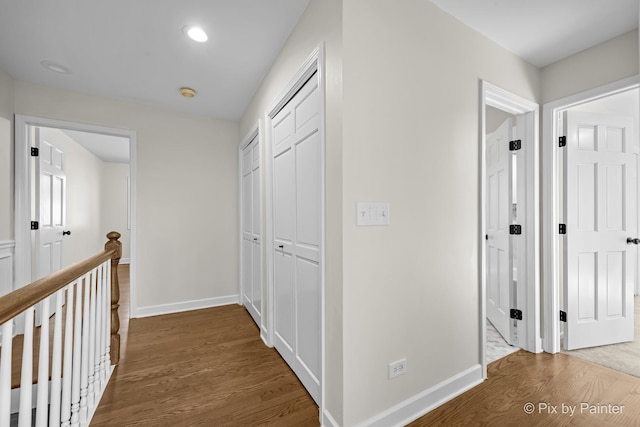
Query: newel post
105 231 122 364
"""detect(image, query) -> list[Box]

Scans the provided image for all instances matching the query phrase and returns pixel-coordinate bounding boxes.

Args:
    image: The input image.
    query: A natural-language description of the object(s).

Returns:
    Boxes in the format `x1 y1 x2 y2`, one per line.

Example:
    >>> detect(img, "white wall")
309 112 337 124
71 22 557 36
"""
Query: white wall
239 0 344 423
541 30 638 103
341 1 539 424
0 67 14 242
486 106 516 134
38 127 104 267
14 81 239 313
102 162 131 262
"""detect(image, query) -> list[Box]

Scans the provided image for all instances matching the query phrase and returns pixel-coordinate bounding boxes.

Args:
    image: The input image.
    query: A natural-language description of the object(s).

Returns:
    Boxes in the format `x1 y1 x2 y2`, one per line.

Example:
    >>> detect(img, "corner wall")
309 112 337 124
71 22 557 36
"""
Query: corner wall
541 29 639 103
102 162 131 262
342 1 539 424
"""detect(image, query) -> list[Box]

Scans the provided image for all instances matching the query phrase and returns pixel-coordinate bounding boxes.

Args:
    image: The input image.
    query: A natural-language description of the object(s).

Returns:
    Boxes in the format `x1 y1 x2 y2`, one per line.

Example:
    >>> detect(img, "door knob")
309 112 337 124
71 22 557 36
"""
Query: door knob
626 237 639 245
63 230 71 236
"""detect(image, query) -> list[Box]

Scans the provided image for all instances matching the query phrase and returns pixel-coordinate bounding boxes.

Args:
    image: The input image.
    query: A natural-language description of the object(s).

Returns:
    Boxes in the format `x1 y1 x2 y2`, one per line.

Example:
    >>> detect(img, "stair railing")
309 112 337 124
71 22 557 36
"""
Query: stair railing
0 232 122 427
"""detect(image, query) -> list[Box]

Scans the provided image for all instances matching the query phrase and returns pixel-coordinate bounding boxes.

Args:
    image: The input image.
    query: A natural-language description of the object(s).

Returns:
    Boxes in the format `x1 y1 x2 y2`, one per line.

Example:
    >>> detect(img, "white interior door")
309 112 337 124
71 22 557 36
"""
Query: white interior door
272 71 321 404
564 110 636 350
34 128 66 280
486 118 513 344
241 136 261 326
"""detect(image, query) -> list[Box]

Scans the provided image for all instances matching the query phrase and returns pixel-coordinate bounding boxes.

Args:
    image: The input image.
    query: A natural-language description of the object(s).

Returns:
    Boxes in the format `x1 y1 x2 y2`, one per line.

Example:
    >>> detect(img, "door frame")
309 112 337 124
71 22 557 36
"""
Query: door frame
14 115 138 317
264 43 325 413
542 75 640 354
480 81 541 376
238 123 265 337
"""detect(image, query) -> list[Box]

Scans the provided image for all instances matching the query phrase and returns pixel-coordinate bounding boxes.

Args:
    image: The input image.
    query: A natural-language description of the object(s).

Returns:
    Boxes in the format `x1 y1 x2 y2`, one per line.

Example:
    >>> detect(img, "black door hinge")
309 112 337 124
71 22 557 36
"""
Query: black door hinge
509 140 522 151
509 225 522 235
560 311 567 322
559 224 567 235
30 221 39 230
510 309 523 320
559 136 566 147
30 147 39 157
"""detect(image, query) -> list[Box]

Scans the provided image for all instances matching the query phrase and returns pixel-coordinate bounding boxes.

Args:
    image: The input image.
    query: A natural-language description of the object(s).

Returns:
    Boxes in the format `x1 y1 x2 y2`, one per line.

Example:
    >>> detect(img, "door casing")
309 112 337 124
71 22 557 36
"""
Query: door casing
480 81 541 378
542 75 640 354
14 115 138 319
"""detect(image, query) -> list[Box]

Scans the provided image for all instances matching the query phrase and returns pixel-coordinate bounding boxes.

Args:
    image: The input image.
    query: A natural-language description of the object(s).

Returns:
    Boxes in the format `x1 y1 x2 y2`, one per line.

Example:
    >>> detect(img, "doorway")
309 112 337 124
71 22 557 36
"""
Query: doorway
485 107 520 362
480 81 541 374
14 115 137 319
543 77 639 376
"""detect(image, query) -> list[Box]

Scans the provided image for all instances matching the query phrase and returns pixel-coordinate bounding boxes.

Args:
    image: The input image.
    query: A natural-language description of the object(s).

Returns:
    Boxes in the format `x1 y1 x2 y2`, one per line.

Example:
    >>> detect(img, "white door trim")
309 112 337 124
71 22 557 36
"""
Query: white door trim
14 115 138 317
541 75 640 354
480 81 541 377
264 43 325 416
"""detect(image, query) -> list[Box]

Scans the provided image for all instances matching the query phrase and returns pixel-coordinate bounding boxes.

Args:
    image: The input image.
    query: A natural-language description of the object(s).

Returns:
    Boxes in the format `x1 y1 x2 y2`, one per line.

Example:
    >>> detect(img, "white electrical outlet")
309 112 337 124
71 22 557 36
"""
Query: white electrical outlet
388 358 407 379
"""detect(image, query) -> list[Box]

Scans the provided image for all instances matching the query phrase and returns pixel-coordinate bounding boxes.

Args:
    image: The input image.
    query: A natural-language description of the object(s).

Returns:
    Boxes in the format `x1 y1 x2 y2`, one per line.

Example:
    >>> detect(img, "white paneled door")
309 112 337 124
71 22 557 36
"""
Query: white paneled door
34 128 66 280
241 135 262 327
564 111 636 350
486 118 514 344
271 70 321 404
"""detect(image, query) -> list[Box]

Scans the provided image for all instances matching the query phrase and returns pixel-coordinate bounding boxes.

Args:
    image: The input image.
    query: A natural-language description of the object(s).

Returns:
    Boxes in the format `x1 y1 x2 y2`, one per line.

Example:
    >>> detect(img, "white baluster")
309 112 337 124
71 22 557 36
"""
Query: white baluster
105 261 112 371
61 284 75 427
100 262 109 381
0 321 13 427
50 290 64 427
18 307 35 427
94 266 103 392
79 271 92 423
87 271 96 410
70 275 85 427
35 298 50 427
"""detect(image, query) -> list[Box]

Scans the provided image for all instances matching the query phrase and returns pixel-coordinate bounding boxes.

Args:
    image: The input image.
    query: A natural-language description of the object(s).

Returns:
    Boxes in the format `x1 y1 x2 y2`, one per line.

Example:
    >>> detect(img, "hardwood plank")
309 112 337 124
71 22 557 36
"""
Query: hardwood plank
91 280 319 426
94 269 640 425
409 350 640 426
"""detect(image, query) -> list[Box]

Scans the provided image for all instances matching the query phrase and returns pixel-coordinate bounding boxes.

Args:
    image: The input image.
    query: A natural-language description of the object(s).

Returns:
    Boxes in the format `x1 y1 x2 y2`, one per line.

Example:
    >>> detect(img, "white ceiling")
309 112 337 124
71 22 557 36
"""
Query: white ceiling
0 0 310 120
430 0 639 68
0 1 637 125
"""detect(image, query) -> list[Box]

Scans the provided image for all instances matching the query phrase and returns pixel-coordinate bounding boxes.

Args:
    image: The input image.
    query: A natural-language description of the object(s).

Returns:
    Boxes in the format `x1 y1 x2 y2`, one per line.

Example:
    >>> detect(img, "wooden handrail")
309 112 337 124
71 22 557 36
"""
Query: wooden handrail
0 232 122 363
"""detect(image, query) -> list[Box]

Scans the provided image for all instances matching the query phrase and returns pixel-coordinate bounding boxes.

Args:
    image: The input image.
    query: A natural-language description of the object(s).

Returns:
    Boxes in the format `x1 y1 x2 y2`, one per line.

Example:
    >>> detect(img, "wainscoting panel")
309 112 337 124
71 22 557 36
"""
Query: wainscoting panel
0 241 15 297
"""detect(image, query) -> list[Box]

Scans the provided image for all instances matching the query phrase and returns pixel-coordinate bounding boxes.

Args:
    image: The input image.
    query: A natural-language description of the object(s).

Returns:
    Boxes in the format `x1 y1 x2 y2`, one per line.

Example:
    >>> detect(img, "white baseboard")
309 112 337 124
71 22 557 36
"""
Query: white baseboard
135 294 240 318
119 258 131 265
322 409 341 427
358 364 483 427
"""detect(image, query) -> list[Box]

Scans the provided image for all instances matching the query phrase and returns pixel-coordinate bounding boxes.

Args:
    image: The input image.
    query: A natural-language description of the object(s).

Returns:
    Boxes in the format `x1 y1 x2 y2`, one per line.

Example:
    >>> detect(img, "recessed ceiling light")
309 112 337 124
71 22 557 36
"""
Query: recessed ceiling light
40 60 72 74
180 87 196 98
183 26 208 42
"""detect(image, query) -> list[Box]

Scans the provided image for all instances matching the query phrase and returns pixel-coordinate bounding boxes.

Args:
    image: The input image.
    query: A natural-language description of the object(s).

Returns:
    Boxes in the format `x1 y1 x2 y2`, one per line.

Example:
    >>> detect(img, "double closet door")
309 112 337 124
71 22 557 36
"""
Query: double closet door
271 70 321 404
241 136 261 327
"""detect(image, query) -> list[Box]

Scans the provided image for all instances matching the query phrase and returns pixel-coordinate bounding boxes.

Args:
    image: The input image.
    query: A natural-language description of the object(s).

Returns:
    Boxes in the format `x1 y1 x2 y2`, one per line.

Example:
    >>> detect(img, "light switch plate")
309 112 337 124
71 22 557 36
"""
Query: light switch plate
357 202 390 226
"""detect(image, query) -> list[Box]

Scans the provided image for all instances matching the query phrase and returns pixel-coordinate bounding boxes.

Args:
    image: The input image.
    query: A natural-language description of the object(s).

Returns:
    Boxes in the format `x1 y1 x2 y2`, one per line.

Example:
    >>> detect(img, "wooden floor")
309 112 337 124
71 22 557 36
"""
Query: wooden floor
410 351 640 426
91 266 318 426
92 267 640 426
